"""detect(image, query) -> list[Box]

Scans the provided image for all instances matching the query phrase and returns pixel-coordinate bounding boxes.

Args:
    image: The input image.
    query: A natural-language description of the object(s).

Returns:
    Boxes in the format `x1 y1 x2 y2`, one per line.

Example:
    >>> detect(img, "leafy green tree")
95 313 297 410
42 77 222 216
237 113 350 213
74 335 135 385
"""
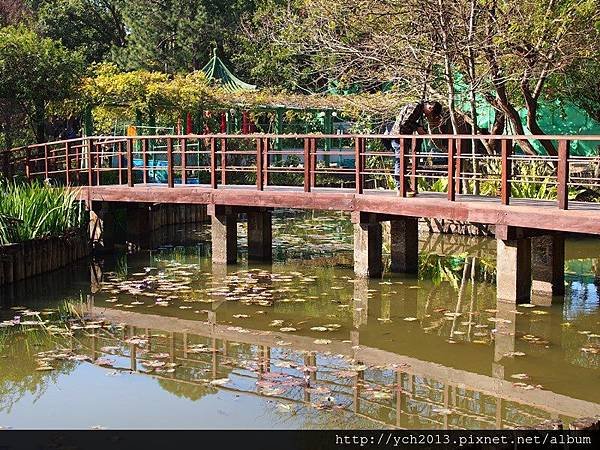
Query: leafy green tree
112 0 255 74
0 25 83 143
234 0 316 90
562 60 600 123
34 0 126 64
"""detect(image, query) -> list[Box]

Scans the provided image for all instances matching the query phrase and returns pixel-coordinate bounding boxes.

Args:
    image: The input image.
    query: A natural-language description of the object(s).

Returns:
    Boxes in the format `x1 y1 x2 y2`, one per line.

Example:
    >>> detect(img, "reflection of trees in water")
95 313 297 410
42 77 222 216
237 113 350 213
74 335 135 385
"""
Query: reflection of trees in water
156 378 217 401
0 329 76 413
419 253 495 288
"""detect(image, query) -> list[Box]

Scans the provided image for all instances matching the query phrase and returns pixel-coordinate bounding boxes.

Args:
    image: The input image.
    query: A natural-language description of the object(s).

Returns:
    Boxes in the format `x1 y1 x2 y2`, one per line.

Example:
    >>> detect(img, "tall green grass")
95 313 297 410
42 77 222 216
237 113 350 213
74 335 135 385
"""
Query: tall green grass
0 179 86 245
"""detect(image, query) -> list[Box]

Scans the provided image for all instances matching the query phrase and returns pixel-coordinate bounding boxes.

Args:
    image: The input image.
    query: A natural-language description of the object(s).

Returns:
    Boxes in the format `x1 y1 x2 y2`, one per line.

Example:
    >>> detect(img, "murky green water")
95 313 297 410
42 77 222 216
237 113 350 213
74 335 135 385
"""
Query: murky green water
1 211 599 429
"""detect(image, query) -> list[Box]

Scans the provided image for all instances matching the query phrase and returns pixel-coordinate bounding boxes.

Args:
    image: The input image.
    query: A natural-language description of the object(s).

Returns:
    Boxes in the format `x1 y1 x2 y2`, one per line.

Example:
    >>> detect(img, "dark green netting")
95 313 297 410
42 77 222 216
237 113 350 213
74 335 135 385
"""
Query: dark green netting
454 77 600 156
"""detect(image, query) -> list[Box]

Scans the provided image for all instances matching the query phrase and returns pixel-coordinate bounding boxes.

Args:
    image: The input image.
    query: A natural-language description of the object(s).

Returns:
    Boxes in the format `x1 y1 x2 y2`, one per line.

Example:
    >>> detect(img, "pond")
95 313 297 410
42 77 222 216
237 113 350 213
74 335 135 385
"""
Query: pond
1 211 599 429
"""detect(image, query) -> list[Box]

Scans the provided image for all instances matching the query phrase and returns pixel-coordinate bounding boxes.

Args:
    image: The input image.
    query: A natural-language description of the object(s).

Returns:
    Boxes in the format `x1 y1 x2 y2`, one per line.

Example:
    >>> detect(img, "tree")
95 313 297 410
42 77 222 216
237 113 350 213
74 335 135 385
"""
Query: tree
34 0 126 64
249 0 600 155
235 0 317 90
0 25 84 143
112 0 256 74
0 0 29 26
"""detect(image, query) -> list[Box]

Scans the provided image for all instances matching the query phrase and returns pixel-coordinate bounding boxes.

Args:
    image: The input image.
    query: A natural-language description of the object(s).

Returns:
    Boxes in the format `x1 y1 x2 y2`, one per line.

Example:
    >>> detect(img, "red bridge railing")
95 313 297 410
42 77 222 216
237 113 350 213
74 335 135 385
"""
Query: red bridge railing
2 134 600 210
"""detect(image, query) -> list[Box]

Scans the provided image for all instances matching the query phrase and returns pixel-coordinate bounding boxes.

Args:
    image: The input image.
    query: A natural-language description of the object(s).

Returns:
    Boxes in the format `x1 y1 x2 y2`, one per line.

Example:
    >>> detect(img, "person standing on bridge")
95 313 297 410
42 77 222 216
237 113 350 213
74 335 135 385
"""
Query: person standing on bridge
384 100 443 196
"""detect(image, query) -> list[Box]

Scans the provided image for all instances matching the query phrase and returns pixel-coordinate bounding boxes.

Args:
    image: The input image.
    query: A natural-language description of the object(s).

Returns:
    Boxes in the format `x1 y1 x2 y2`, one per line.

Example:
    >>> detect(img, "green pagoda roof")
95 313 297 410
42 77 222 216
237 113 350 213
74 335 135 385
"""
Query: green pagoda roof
201 49 256 93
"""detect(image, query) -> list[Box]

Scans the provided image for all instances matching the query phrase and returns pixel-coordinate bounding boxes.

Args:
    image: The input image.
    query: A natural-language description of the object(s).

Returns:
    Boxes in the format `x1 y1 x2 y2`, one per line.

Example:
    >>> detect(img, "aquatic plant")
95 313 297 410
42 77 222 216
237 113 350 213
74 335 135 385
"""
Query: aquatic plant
0 178 86 245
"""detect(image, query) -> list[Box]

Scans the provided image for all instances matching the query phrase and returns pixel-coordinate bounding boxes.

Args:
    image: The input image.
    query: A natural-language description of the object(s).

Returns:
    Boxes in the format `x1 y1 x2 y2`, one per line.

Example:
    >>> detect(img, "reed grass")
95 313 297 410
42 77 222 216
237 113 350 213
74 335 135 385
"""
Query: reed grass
0 178 86 245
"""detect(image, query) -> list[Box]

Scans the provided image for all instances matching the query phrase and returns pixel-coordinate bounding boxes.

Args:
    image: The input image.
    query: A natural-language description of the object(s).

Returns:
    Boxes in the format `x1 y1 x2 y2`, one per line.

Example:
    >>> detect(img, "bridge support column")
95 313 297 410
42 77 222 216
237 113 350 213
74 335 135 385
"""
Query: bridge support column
247 209 272 262
531 235 565 304
353 213 382 278
390 217 419 274
496 237 531 303
210 207 238 265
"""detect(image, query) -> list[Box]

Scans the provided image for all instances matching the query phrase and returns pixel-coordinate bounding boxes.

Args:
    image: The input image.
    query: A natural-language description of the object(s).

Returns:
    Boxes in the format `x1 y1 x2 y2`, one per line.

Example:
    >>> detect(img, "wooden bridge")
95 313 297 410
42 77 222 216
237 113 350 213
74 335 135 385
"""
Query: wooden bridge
3 133 600 303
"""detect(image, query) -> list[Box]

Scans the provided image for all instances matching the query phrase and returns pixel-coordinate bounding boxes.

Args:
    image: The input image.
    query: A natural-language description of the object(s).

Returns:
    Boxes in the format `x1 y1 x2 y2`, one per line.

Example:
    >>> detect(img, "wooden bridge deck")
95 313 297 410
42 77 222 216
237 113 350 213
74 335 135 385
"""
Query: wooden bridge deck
80 184 600 235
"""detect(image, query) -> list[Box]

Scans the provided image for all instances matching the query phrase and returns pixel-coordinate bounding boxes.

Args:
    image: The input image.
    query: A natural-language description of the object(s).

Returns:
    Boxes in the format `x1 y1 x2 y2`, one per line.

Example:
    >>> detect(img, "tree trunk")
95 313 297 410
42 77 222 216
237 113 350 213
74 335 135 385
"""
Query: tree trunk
521 82 557 156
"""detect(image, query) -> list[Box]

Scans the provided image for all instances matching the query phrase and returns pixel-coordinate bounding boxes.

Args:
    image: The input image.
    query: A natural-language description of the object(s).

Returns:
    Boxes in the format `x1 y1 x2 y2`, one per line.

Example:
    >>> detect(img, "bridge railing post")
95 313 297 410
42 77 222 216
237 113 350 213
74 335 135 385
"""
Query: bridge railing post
210 137 217 189
501 139 512 205
24 146 31 180
310 138 317 188
126 137 134 187
166 137 174 188
355 136 363 194
263 137 269 188
304 137 311 192
557 139 570 210
398 138 406 197
256 136 264 191
220 137 227 186
447 138 455 201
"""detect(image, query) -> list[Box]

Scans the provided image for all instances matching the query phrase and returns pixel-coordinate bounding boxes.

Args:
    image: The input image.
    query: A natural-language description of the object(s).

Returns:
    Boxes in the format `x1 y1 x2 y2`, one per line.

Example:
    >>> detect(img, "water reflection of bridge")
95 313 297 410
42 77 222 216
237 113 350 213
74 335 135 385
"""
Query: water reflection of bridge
89 306 600 429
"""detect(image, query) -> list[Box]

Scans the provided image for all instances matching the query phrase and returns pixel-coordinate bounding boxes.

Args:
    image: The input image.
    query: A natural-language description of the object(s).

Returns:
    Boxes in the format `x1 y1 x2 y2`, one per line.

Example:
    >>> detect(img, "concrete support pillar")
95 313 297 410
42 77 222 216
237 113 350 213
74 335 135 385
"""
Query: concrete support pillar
390 217 419 274
247 209 272 261
531 235 565 304
353 214 382 278
211 212 238 265
496 238 531 303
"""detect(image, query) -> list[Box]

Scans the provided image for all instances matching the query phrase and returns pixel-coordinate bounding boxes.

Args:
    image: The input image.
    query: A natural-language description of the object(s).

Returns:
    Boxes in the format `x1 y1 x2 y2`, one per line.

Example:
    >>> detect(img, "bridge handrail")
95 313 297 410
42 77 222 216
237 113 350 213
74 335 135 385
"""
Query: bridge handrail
3 133 600 154
2 133 600 212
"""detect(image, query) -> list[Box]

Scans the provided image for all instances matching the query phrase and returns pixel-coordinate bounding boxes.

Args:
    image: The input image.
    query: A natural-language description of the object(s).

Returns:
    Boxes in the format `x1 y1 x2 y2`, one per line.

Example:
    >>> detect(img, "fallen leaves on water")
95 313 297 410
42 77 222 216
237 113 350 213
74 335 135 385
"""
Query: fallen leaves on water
510 373 529 380
95 358 114 367
100 346 120 354
512 382 543 390
261 386 286 397
581 346 600 354
334 370 358 378
369 391 392 400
